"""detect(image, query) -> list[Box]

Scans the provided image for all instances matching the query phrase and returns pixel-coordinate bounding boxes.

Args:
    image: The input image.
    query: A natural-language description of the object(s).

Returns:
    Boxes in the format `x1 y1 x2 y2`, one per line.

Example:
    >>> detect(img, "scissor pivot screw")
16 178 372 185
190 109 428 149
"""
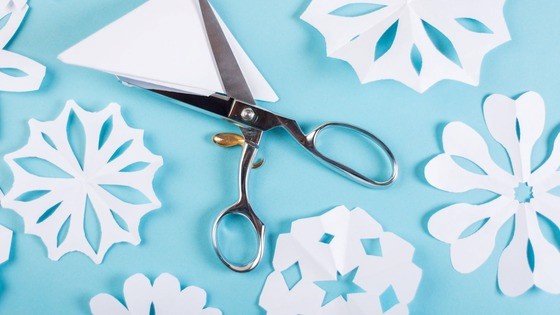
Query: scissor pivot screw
240 108 256 122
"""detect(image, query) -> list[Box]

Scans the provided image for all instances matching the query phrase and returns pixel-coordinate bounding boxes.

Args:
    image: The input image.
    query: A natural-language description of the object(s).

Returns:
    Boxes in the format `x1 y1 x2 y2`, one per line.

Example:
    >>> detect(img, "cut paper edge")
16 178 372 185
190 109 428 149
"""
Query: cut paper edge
0 1 46 92
1 100 163 264
426 91 560 296
260 205 422 314
0 188 13 265
90 273 222 314
301 0 510 93
0 224 12 264
58 0 278 102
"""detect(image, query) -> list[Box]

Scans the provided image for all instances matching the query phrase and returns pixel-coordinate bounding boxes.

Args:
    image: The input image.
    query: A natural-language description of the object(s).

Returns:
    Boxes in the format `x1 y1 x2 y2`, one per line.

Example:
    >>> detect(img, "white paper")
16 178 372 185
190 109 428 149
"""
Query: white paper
0 0 46 92
425 91 560 296
0 224 12 264
1 100 163 264
259 206 422 315
0 188 11 265
301 0 510 92
58 0 278 102
90 273 222 315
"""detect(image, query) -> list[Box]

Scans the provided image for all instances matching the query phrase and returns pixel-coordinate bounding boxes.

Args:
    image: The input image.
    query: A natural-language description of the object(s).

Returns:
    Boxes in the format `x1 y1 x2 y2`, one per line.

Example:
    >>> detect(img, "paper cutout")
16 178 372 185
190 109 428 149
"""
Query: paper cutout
0 224 12 264
0 0 45 92
425 91 560 297
301 0 510 92
259 206 422 314
1 100 163 264
58 0 278 102
0 188 12 265
90 273 222 315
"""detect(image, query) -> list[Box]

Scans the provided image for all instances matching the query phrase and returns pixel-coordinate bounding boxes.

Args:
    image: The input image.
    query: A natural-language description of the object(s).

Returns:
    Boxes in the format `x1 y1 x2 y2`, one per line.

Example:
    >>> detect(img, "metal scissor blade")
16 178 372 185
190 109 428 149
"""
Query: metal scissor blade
148 90 233 118
199 0 255 105
118 75 233 118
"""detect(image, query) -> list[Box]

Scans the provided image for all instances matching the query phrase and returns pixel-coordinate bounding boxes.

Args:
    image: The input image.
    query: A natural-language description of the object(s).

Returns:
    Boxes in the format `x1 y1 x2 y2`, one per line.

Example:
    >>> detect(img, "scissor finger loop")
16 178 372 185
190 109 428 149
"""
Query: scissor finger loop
211 202 265 273
305 122 398 187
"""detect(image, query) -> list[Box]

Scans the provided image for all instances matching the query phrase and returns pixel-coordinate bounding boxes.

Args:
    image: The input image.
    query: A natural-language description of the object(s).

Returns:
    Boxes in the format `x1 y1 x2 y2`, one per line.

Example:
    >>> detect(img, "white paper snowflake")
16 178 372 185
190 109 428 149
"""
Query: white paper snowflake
0 0 46 92
301 0 510 92
259 206 422 315
0 188 12 265
0 223 12 264
2 100 163 264
90 273 222 315
425 91 560 296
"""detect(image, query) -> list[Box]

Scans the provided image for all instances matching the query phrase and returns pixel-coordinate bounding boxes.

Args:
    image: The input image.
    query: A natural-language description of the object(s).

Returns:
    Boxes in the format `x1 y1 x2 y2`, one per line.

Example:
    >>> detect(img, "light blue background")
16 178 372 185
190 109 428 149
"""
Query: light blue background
0 0 559 314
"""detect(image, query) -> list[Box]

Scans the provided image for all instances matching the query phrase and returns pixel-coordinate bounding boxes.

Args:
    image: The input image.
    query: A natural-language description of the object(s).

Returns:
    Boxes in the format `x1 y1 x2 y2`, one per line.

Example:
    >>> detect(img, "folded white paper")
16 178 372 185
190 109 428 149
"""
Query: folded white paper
58 0 278 102
260 206 422 314
426 92 560 296
0 0 46 92
90 273 222 315
2 100 163 264
301 0 510 92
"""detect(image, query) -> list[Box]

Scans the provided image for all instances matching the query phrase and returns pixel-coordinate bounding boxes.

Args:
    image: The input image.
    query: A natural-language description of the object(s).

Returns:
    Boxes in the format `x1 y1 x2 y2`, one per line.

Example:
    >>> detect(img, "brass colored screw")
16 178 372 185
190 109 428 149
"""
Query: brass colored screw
212 133 245 147
212 133 264 169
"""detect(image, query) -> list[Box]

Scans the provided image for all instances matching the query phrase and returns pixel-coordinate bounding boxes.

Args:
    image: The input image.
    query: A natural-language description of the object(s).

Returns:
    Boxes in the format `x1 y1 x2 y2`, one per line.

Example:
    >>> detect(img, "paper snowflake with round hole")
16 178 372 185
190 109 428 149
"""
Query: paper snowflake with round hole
1 100 163 264
425 91 560 296
259 206 422 315
90 273 222 315
301 0 510 92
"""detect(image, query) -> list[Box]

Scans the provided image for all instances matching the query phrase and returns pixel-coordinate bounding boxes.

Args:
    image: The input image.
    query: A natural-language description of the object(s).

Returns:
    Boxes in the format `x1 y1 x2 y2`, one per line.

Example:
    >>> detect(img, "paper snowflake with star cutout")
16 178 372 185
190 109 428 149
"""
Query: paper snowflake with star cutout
259 206 422 314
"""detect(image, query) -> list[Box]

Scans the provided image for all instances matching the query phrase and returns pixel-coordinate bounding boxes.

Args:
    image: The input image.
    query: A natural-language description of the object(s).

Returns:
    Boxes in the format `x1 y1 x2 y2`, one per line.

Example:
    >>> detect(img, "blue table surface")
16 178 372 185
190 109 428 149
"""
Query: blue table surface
1 0 559 314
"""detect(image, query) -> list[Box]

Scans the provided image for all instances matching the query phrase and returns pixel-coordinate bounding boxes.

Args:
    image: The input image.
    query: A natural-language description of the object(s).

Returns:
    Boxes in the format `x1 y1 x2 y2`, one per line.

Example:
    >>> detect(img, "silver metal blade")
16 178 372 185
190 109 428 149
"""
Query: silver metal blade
199 0 255 105
117 75 233 118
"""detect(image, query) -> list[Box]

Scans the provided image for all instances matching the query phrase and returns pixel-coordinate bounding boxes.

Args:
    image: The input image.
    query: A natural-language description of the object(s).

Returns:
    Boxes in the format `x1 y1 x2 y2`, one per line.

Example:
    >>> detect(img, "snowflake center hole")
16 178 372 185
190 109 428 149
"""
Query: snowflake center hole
514 182 533 203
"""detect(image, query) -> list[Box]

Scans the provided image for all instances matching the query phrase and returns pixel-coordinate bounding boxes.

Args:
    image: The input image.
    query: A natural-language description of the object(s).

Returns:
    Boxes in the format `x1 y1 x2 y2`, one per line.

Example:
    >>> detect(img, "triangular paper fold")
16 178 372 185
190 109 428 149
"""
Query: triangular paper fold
58 0 278 102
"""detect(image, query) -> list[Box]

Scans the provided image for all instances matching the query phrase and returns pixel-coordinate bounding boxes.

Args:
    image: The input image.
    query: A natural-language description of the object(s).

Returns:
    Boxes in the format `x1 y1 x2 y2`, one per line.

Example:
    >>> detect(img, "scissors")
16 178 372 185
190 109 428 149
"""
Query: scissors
119 0 398 272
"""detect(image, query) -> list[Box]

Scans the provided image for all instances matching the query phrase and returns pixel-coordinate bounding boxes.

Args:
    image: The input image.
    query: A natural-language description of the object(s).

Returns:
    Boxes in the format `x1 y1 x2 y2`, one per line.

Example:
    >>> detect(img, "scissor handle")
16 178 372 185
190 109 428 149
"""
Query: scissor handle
280 119 398 187
212 130 266 272
212 200 265 272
